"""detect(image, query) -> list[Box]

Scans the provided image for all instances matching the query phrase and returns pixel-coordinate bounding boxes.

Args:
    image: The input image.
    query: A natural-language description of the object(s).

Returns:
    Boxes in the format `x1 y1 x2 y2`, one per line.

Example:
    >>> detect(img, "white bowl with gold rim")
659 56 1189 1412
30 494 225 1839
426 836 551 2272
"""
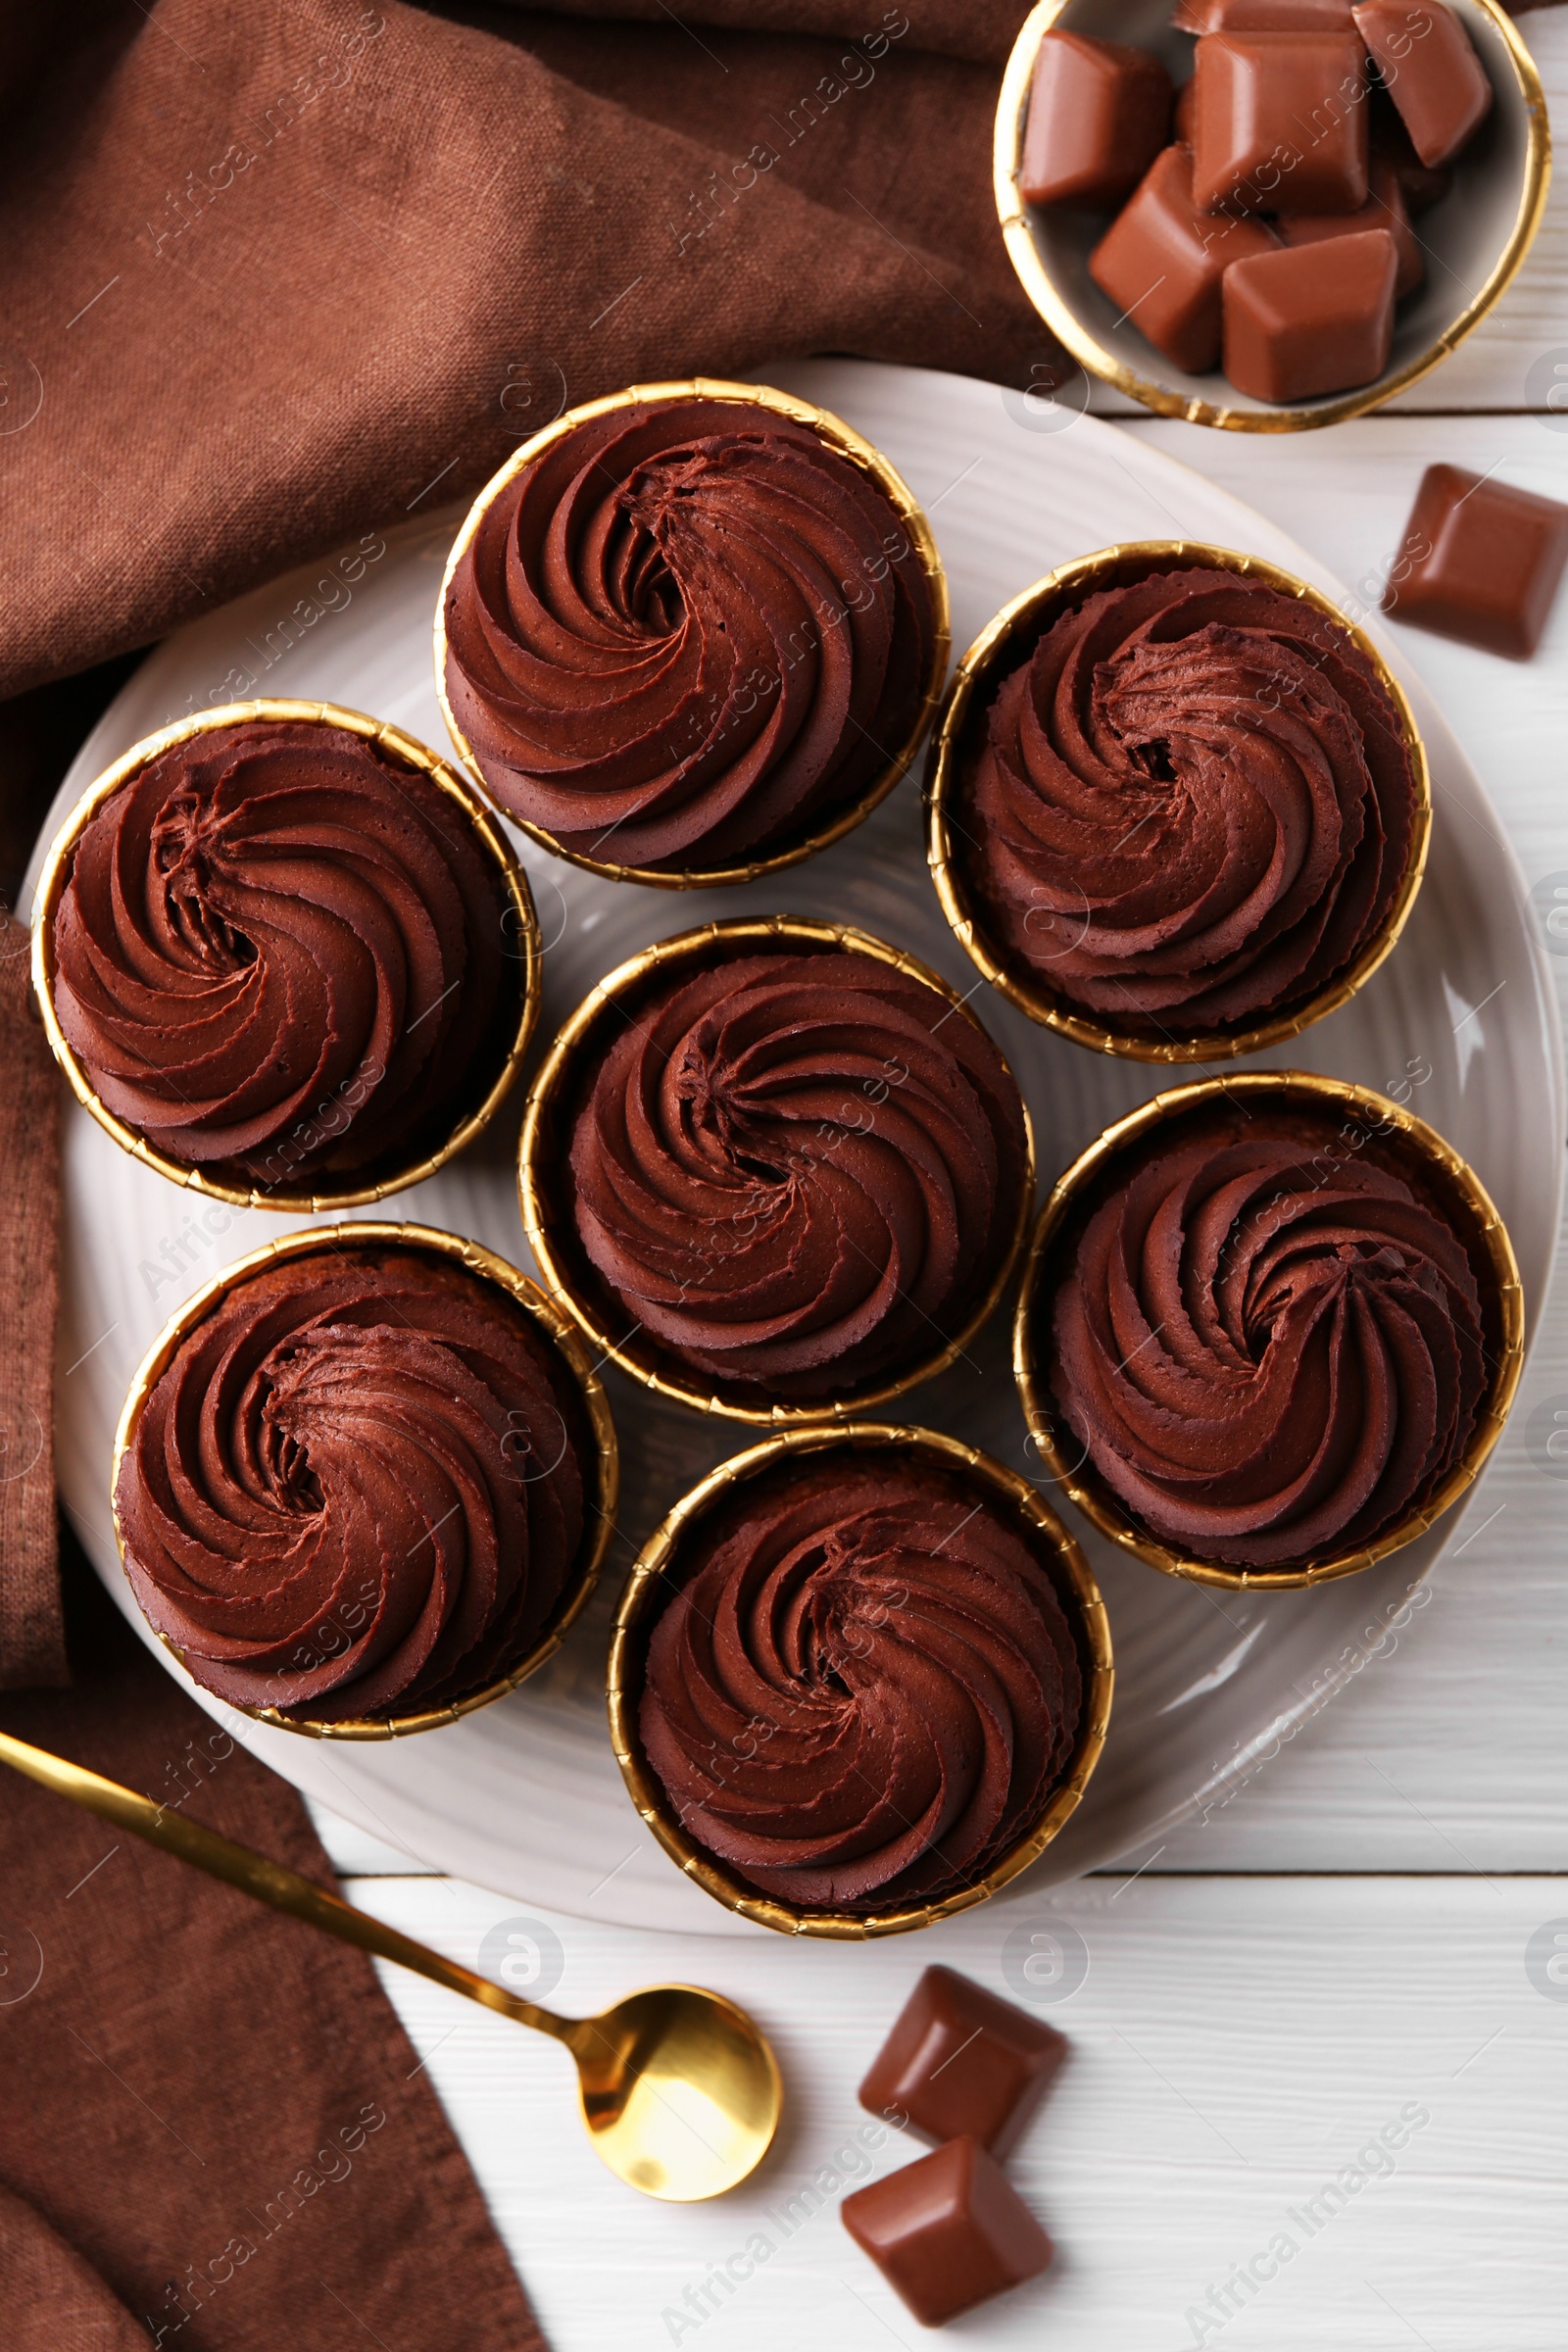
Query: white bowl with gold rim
996 0 1550 430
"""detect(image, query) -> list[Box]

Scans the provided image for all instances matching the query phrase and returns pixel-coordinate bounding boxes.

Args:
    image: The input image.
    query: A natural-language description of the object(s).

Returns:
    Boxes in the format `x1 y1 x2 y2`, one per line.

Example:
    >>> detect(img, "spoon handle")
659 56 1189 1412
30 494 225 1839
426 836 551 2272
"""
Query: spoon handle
0 1728 572 2045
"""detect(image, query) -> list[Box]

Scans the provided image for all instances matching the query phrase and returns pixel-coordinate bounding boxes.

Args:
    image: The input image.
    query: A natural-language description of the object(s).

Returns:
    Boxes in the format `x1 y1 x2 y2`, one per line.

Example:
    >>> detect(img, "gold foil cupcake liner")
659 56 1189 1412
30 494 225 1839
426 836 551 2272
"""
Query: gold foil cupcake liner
433 377 952 889
995 0 1551 432
1014 1070 1525 1592
32 699 541 1213
607 1419 1113 1938
518 915 1038 1425
926 540 1433 1062
112 1219 619 1739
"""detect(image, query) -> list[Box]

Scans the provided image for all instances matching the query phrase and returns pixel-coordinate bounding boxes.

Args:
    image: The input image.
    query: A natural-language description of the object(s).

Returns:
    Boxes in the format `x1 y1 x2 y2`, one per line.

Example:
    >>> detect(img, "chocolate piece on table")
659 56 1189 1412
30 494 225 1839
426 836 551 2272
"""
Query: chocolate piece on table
842 2136 1054 2328
1174 0 1353 25
1354 0 1492 168
1090 144 1279 373
858 1967 1067 2157
1278 156 1423 298
1192 30 1371 214
1222 226 1397 400
1382 464 1568 659
1019 31 1173 208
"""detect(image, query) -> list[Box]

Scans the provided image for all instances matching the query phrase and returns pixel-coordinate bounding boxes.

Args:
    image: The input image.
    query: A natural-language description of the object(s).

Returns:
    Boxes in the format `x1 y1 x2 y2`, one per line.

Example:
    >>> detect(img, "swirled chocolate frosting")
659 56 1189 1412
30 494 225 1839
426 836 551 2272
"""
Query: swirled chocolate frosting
565 949 1030 1401
115 1248 590 1720
638 1458 1084 1912
961 569 1418 1035
442 398 937 870
1049 1110 1488 1567
52 721 511 1187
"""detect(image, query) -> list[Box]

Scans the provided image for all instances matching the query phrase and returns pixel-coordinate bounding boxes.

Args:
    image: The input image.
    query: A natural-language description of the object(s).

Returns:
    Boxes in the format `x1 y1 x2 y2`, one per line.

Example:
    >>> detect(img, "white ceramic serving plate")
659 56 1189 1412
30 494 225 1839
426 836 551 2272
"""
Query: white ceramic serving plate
28 360 1562 1933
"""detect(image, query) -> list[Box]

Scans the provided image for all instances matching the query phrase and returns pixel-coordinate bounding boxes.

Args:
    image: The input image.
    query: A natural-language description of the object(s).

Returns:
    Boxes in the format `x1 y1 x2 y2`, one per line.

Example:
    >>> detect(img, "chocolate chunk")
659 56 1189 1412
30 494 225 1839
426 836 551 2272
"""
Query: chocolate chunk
1223 226 1397 399
1193 30 1372 213
842 2136 1054 2328
858 1967 1067 2157
1382 463 1568 659
1175 74 1197 142
1090 144 1280 372
1020 30 1173 208
1354 0 1491 167
1373 103 1452 210
1278 156 1423 296
1175 0 1353 25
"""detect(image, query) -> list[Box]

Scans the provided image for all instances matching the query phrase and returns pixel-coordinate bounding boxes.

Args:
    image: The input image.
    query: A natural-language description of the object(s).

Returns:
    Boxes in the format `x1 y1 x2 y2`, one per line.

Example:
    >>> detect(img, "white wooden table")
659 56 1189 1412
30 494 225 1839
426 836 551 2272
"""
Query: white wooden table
312 23 1568 2343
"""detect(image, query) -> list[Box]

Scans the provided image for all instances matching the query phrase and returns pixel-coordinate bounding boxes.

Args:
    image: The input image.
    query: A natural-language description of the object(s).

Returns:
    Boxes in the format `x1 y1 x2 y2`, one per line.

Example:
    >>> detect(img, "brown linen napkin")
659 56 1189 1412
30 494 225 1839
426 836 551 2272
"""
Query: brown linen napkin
0 917 63 1693
0 0 1050 705
1 0 1554 713
502 0 1033 59
0 2181 149 2352
508 0 1562 45
0 1533 545 2352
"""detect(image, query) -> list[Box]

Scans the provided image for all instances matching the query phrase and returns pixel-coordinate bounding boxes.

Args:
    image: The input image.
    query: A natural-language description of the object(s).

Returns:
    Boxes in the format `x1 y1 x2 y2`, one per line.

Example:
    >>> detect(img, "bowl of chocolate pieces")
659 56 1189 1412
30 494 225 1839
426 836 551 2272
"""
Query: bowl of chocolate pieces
995 0 1549 428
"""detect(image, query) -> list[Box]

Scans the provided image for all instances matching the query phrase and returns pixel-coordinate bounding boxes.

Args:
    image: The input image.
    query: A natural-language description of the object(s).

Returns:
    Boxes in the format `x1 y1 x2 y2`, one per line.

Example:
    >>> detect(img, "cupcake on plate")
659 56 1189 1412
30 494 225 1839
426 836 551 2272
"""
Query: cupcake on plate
928 545 1430 1060
113 1228 616 1733
1017 1075 1522 1587
521 921 1034 1419
610 1425 1111 1935
37 705 535 1206
437 382 947 884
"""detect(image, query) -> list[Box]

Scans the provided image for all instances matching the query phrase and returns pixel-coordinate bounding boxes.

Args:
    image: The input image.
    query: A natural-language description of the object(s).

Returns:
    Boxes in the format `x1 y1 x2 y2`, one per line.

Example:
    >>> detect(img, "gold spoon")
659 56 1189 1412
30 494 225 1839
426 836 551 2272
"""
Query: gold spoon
0 1728 781 2202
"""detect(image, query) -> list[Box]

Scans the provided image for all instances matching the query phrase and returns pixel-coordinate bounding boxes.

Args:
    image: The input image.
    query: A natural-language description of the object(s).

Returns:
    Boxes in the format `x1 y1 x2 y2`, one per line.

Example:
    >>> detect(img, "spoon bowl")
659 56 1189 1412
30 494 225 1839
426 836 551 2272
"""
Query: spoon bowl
568 1984 783 2200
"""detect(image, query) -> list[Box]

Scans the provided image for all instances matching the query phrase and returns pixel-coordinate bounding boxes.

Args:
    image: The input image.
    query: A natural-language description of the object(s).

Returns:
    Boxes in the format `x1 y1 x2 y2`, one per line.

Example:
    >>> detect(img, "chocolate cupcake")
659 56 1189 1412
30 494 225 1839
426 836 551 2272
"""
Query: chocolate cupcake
1017 1074 1522 1588
609 1425 1111 1936
520 921 1034 1419
437 381 947 885
35 704 537 1207
113 1226 617 1733
928 545 1430 1059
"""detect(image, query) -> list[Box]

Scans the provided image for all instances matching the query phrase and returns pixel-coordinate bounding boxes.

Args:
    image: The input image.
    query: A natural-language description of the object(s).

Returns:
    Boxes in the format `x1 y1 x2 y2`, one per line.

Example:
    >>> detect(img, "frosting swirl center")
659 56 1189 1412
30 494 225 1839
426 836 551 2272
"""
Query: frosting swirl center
1048 1113 1488 1568
51 719 514 1189
960 567 1418 1036
115 1247 590 1722
638 1458 1085 1914
564 948 1030 1402
442 398 938 871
